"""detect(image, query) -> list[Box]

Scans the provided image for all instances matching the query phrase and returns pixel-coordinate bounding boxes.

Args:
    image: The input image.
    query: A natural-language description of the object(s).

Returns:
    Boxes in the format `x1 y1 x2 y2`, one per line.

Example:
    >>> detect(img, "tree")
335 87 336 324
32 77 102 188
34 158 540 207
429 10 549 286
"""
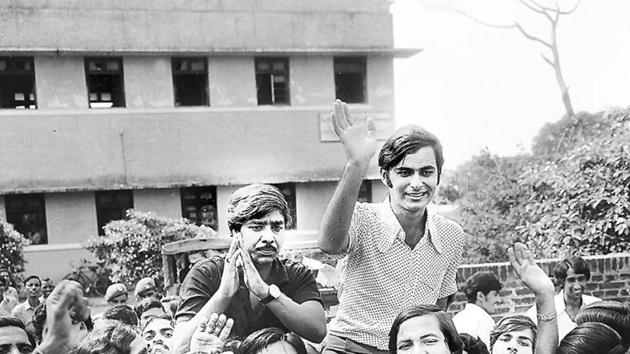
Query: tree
423 0 579 120
457 107 630 262
0 221 30 282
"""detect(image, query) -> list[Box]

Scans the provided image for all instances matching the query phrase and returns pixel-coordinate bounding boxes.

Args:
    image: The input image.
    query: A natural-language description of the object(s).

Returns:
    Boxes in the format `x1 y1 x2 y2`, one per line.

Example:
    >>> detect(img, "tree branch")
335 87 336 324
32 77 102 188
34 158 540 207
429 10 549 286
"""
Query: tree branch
515 23 553 49
540 53 554 67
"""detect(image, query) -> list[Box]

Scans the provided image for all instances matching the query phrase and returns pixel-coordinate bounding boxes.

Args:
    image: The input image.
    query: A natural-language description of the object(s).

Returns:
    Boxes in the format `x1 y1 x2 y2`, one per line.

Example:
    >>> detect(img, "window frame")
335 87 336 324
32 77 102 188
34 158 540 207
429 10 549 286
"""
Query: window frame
180 186 218 229
4 193 47 244
0 56 37 109
271 183 297 229
84 57 126 108
171 57 210 107
95 190 134 236
334 56 367 104
255 57 290 106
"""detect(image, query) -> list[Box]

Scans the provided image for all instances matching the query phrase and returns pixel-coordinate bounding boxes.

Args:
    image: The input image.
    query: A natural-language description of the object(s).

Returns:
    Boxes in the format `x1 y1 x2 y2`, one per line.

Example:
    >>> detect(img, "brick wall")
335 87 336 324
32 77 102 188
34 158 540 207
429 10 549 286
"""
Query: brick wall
286 248 630 318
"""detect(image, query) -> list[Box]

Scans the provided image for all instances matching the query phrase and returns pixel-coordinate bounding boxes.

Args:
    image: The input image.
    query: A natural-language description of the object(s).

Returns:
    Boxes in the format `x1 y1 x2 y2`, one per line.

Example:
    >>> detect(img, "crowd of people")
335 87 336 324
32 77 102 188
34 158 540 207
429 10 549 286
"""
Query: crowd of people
0 100 628 353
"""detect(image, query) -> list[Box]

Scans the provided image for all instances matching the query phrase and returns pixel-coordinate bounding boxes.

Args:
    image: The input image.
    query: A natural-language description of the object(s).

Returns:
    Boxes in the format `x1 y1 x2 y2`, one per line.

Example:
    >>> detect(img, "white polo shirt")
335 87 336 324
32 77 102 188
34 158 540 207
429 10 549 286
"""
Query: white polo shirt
452 303 495 349
326 199 465 350
525 290 601 341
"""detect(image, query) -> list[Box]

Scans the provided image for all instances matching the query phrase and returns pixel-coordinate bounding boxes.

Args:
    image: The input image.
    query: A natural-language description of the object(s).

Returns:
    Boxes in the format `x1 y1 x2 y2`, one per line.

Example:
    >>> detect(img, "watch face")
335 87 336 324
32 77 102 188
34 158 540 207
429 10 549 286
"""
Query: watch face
270 284 281 298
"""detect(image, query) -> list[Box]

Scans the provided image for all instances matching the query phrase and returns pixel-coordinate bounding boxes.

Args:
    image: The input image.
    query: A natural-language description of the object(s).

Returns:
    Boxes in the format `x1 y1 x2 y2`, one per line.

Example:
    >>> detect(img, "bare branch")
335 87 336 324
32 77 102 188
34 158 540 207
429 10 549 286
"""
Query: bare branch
540 53 554 67
515 23 553 49
558 0 580 15
526 0 554 21
516 0 545 14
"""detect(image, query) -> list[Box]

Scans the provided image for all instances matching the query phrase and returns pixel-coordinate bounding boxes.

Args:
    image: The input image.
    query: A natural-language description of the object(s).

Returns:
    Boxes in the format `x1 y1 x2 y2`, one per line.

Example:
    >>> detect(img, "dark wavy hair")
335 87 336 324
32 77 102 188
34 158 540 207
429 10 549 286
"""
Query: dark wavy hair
490 315 536 351
70 321 140 354
237 327 306 354
459 333 489 354
0 316 36 348
575 301 630 347
389 304 463 354
378 125 444 183
553 256 591 287
226 184 291 232
102 305 138 328
463 271 502 303
557 322 625 354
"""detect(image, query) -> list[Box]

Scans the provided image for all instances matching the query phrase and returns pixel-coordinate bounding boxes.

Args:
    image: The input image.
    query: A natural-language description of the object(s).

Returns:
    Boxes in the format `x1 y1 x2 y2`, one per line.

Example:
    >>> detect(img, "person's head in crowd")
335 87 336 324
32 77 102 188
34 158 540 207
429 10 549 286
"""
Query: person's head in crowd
463 271 502 315
489 315 536 354
459 333 489 354
553 256 590 303
105 283 128 306
134 298 167 329
0 278 6 300
378 125 444 215
575 300 630 347
70 321 146 354
135 278 158 303
141 315 174 354
389 304 463 354
227 184 292 265
200 205 218 230
23 275 42 301
31 302 93 345
103 304 139 328
0 317 36 354
0 268 12 285
237 327 306 354
41 278 55 299
556 322 626 354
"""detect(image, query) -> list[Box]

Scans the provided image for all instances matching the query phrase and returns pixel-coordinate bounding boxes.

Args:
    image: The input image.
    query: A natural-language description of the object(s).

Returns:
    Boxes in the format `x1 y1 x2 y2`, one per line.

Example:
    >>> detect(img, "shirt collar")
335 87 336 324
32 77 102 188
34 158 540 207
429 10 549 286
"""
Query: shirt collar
376 197 443 254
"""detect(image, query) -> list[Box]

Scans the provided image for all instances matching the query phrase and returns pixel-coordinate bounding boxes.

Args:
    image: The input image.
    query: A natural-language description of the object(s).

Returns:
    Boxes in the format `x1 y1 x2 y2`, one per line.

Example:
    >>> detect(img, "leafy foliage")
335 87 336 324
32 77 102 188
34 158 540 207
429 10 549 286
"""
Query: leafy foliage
458 108 630 262
0 221 30 282
86 210 216 287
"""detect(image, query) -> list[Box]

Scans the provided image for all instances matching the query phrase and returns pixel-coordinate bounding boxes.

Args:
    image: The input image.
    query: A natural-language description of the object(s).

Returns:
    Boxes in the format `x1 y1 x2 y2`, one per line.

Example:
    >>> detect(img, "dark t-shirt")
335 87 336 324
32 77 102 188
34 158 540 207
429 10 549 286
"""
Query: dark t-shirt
175 255 322 339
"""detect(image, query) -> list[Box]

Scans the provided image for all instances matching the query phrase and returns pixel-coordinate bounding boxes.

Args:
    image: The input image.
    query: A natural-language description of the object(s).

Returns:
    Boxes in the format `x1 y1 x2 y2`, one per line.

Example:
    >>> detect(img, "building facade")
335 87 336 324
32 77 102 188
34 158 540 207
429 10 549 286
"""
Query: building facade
0 0 417 280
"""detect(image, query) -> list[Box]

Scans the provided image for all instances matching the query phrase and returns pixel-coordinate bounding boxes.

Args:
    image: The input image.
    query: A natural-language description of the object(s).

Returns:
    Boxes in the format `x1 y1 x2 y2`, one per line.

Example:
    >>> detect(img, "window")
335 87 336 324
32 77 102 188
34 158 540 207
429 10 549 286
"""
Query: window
255 57 290 105
85 58 125 108
181 186 218 230
4 194 47 244
357 180 372 203
334 57 366 103
0 57 37 109
172 58 209 107
271 183 296 229
95 190 133 235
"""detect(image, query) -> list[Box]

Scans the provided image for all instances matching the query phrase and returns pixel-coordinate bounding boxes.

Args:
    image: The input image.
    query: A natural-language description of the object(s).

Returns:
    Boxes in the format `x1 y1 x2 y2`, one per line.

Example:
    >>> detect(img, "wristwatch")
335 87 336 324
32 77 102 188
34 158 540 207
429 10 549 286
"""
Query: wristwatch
260 284 281 304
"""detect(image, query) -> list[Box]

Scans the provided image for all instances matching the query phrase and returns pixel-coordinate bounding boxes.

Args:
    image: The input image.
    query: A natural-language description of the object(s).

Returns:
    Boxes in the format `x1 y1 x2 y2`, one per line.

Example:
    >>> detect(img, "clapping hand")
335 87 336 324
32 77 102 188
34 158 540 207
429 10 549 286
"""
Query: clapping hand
217 239 243 298
508 242 555 296
236 234 270 300
331 99 377 165
190 313 234 353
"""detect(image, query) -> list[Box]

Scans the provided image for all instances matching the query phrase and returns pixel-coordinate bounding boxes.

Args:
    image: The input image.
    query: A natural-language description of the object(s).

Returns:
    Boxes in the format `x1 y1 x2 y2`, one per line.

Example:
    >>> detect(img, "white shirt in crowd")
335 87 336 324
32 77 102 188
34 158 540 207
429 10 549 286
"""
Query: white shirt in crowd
452 302 496 349
525 290 601 341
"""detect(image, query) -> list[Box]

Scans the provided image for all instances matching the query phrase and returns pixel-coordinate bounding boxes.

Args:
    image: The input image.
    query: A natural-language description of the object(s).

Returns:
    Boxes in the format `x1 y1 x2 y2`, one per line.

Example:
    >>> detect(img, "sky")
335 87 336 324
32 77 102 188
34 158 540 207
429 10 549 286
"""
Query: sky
391 0 630 170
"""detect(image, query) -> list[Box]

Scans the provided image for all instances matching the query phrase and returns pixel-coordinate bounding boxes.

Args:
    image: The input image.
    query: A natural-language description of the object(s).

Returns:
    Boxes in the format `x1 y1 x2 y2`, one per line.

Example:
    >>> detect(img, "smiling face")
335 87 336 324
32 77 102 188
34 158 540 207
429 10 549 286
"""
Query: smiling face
384 146 439 216
41 279 55 298
492 328 534 354
563 268 586 302
395 314 451 354
239 210 285 265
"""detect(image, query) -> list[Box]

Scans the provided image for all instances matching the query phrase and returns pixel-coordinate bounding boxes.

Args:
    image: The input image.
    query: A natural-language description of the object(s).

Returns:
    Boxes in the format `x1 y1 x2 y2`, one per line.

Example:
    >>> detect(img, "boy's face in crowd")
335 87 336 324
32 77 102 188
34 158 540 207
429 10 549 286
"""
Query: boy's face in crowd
25 278 42 299
395 314 451 354
479 290 502 314
239 209 285 265
142 318 173 354
492 328 534 354
0 325 34 354
385 146 439 214
41 280 55 298
563 268 586 301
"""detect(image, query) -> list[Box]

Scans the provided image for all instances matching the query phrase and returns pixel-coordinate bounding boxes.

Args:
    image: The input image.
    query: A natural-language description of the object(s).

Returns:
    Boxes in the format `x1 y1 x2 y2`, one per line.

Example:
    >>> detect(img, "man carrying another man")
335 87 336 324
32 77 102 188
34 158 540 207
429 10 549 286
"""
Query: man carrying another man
319 100 465 353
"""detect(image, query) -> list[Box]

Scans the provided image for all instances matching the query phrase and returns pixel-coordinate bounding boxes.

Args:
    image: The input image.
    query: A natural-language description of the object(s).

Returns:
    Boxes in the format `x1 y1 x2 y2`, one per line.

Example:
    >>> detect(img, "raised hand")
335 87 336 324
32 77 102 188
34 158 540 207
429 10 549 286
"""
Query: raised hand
190 313 234 353
331 99 377 165
36 280 90 354
508 242 555 296
217 239 242 298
